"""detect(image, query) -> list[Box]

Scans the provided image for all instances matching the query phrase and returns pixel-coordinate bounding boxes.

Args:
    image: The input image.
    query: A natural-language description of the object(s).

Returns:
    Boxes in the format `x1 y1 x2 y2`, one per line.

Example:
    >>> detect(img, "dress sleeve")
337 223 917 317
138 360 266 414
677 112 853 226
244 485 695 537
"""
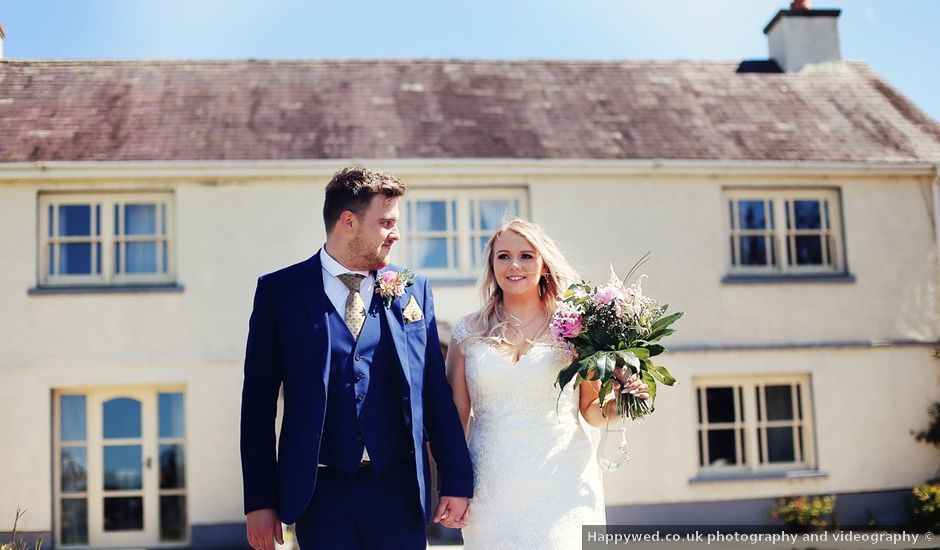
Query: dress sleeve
453 315 472 344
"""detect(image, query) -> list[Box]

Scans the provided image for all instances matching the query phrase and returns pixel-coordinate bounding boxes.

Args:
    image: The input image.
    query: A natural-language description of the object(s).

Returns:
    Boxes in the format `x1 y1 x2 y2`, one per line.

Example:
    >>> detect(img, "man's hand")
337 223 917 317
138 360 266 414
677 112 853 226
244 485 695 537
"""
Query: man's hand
433 496 470 529
246 508 283 550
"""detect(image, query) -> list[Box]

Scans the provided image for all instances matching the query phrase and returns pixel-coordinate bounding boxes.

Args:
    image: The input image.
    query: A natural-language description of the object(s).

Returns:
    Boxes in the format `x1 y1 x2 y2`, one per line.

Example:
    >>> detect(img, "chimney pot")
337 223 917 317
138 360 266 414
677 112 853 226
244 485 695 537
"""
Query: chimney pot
790 0 812 10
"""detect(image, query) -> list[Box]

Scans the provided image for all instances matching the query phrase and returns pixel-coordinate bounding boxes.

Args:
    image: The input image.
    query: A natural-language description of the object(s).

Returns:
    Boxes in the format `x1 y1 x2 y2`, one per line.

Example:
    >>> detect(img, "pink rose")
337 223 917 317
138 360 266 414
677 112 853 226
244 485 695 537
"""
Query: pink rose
593 285 621 306
551 312 582 339
379 271 399 284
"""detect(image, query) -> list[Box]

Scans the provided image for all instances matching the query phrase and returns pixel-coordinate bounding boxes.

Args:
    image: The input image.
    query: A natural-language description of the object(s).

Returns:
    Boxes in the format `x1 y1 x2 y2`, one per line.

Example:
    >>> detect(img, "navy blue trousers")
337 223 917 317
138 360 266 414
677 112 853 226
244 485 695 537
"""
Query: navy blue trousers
294 458 426 550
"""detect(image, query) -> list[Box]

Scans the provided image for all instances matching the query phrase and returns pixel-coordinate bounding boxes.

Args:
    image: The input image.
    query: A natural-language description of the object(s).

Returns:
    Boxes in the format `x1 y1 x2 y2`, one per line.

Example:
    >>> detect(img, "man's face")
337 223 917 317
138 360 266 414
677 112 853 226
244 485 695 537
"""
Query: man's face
349 194 401 271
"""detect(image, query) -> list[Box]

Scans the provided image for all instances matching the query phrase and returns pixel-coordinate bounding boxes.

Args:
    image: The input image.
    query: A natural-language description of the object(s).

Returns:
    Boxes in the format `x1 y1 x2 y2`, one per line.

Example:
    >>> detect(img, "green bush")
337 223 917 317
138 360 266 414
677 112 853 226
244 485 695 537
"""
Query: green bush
769 494 836 532
912 481 940 533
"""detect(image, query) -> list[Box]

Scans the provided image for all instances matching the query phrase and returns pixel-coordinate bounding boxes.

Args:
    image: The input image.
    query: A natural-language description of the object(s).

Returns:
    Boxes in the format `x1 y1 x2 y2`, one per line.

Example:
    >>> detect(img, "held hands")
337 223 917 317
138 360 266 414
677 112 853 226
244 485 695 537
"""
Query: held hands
433 496 470 529
246 508 283 550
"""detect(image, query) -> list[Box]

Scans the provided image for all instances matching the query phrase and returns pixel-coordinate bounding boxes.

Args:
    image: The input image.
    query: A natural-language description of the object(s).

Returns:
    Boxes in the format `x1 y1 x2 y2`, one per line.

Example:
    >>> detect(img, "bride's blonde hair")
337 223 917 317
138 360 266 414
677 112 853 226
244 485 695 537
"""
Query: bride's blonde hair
462 217 579 350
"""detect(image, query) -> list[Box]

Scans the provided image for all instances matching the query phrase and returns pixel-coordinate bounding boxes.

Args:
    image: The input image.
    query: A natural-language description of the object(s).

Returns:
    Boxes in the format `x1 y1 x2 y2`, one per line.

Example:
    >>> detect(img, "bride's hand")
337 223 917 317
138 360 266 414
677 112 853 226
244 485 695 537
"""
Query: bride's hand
613 373 650 400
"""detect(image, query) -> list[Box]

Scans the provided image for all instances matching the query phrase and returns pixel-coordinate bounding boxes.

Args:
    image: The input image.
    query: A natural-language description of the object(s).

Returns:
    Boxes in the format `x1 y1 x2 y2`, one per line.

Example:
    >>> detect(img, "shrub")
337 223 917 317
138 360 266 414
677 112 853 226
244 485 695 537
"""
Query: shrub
912 481 940 533
769 495 836 532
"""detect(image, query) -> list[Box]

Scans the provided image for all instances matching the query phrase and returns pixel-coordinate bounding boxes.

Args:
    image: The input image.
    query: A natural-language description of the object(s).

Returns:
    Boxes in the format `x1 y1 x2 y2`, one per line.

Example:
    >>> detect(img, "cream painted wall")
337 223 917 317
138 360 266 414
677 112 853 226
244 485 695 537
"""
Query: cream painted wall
1 167 938 532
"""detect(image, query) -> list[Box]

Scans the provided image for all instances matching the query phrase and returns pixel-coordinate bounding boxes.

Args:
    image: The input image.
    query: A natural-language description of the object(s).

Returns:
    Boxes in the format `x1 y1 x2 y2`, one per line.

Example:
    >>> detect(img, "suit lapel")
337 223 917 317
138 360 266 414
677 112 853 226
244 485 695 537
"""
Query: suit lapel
301 252 332 392
379 267 412 389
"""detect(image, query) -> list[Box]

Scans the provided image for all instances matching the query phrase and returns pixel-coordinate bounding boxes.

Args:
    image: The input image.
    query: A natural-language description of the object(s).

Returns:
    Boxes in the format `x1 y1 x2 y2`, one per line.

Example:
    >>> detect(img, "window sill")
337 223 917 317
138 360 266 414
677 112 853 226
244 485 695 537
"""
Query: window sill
722 273 855 285
690 469 829 484
28 283 185 295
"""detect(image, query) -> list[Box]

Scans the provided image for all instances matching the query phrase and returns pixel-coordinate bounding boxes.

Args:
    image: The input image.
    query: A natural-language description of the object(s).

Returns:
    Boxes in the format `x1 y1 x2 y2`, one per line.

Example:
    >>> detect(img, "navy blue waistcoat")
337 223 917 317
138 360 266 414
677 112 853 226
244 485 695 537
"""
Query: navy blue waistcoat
317 294 413 475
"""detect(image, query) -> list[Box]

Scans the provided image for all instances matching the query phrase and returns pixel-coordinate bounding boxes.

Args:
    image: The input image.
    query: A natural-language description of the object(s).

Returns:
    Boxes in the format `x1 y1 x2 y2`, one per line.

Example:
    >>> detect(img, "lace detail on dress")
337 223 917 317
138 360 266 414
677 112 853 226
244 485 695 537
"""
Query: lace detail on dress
453 315 472 344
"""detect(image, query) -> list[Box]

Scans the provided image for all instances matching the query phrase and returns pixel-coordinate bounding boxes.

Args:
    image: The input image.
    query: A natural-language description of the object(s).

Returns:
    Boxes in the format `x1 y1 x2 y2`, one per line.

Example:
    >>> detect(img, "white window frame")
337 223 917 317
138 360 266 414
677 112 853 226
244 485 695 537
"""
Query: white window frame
39 192 175 286
52 387 189 549
400 187 528 279
724 188 844 276
695 375 815 474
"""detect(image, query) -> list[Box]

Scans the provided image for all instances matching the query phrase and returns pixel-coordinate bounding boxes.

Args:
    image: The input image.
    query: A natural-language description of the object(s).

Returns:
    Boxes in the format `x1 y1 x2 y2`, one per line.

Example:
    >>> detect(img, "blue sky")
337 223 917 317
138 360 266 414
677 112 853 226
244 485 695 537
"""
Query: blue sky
1 0 938 119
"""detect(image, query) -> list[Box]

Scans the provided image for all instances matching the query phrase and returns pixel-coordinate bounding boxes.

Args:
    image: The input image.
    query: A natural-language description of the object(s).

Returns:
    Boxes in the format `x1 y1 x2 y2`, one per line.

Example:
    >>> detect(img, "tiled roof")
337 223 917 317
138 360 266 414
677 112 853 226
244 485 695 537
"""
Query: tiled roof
1 59 939 163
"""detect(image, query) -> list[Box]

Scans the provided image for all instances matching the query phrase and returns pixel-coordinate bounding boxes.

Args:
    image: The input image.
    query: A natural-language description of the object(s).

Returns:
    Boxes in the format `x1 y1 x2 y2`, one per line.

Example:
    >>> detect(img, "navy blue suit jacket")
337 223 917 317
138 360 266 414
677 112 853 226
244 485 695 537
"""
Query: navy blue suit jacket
240 252 473 524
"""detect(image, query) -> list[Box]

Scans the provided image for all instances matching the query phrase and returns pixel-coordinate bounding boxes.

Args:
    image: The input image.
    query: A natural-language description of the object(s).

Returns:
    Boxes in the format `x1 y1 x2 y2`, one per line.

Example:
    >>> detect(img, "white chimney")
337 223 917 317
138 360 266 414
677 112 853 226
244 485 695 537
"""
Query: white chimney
0 22 5 60
764 1 842 72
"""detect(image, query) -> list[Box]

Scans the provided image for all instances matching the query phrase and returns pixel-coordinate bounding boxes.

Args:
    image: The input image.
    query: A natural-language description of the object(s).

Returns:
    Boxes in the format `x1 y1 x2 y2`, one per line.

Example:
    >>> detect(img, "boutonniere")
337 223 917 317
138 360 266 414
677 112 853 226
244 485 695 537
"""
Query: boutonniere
375 268 416 308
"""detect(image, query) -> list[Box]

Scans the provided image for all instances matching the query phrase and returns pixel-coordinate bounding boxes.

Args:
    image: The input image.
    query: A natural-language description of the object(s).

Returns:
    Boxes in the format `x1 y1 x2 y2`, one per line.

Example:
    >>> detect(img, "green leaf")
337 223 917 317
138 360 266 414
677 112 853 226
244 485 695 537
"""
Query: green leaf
628 347 650 360
615 350 640 369
653 364 677 386
647 344 666 357
646 327 676 342
651 311 684 332
641 371 658 402
556 360 580 390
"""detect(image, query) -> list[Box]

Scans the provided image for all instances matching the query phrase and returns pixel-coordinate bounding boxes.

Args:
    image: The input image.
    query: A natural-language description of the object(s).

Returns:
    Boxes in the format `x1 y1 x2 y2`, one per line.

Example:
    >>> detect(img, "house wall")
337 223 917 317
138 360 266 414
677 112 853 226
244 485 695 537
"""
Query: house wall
1 163 937 536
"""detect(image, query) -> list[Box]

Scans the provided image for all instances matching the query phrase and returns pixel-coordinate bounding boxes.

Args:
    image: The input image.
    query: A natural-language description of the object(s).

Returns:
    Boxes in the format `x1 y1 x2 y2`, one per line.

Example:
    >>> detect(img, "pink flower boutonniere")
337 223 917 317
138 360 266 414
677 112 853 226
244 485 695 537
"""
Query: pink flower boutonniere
375 268 416 308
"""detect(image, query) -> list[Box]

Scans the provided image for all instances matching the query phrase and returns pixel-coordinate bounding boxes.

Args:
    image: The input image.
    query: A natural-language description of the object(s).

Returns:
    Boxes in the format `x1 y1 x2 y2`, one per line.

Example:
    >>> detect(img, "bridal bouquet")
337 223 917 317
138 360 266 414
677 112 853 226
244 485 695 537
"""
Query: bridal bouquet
551 256 682 420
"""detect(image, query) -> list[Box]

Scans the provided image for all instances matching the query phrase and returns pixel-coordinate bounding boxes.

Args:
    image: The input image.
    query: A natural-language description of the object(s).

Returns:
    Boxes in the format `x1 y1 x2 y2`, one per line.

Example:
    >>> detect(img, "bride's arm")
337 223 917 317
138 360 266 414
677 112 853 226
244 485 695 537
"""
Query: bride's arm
579 381 619 428
445 336 472 435
579 376 649 428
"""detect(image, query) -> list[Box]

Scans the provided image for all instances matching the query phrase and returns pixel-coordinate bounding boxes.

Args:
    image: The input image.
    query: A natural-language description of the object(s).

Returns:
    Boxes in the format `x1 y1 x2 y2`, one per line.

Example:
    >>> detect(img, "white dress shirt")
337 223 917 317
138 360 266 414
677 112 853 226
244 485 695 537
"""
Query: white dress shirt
319 245 375 463
319 246 376 314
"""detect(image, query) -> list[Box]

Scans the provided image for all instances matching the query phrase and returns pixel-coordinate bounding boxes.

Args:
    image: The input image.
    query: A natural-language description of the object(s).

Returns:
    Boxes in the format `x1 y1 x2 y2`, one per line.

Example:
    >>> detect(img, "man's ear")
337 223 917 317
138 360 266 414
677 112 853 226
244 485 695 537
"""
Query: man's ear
338 210 357 232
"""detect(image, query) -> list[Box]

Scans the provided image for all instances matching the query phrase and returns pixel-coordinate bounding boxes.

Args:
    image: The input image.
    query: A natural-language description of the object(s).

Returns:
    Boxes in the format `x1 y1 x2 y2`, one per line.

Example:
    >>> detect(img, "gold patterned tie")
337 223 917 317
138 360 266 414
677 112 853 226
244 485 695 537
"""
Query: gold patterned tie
337 273 367 339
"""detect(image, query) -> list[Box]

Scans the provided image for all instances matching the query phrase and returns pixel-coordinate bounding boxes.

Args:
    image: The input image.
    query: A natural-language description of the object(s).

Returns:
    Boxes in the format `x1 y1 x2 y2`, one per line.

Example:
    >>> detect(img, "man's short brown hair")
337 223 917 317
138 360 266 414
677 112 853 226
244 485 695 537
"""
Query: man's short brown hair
323 167 406 233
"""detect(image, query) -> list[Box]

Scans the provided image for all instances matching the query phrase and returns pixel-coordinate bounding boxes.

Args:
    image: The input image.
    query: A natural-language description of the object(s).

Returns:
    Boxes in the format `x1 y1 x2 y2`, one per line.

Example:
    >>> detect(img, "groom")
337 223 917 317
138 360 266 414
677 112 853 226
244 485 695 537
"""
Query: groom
240 167 473 549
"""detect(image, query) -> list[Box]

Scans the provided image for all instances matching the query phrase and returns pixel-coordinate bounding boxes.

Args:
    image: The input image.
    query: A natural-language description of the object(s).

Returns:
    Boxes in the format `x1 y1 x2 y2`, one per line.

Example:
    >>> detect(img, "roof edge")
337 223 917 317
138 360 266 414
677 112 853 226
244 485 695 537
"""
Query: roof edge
1 158 936 181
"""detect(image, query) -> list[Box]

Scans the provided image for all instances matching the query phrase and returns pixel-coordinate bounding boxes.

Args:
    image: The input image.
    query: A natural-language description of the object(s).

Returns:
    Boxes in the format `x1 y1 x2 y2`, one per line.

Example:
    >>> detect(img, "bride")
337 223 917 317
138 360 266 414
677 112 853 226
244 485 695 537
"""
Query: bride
446 218 649 549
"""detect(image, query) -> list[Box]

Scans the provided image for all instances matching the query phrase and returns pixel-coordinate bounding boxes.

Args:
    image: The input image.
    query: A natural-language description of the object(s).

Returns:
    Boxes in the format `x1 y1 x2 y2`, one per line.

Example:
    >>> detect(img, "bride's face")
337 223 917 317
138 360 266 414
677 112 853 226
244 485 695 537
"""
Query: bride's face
492 230 546 300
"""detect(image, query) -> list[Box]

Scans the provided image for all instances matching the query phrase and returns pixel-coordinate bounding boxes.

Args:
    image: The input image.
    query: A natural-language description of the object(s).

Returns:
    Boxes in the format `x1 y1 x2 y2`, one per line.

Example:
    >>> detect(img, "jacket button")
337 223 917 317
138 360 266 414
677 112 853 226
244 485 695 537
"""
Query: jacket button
355 373 365 381
354 354 362 361
357 394 365 402
402 395 409 402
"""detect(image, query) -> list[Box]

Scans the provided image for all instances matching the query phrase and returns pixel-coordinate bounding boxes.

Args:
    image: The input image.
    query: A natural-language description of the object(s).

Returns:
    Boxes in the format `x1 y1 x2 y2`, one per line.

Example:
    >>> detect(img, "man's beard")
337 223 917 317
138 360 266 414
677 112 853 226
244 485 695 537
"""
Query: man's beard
349 233 391 271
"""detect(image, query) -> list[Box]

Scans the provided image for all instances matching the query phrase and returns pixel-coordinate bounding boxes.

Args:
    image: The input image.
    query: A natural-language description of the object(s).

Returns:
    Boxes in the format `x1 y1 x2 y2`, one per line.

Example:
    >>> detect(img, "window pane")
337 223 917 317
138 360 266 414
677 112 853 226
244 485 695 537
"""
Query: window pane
59 205 91 236
794 236 823 265
159 393 185 438
103 398 141 439
767 427 796 462
415 238 448 268
765 385 794 421
737 200 766 230
159 444 186 489
415 201 448 231
104 445 143 490
61 498 88 544
60 243 93 275
48 205 54 237
707 429 737 466
705 387 736 423
160 495 187 541
478 199 512 230
163 241 169 273
473 236 490 267
739 236 767 266
61 395 87 441
126 241 158 273
115 242 122 274
62 447 88 493
161 204 168 235
125 204 158 235
104 497 143 531
793 200 822 229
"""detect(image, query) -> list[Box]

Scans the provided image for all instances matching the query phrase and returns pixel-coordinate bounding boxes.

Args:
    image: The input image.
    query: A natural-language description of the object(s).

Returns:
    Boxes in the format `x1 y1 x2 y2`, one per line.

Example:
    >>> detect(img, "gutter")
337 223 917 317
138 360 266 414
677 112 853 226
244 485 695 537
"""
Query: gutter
0 158 938 182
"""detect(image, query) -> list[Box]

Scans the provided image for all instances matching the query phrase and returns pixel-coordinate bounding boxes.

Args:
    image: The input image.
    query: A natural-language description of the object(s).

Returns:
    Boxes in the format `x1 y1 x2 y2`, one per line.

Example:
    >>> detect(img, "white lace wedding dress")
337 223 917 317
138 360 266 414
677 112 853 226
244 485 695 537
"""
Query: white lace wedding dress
455 317 606 550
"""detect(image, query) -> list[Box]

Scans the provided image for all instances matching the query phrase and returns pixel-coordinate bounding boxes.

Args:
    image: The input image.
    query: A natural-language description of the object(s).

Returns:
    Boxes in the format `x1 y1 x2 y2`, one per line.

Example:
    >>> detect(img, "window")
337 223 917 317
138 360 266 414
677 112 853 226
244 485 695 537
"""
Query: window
39 193 174 286
696 376 814 473
401 188 527 278
725 189 844 275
